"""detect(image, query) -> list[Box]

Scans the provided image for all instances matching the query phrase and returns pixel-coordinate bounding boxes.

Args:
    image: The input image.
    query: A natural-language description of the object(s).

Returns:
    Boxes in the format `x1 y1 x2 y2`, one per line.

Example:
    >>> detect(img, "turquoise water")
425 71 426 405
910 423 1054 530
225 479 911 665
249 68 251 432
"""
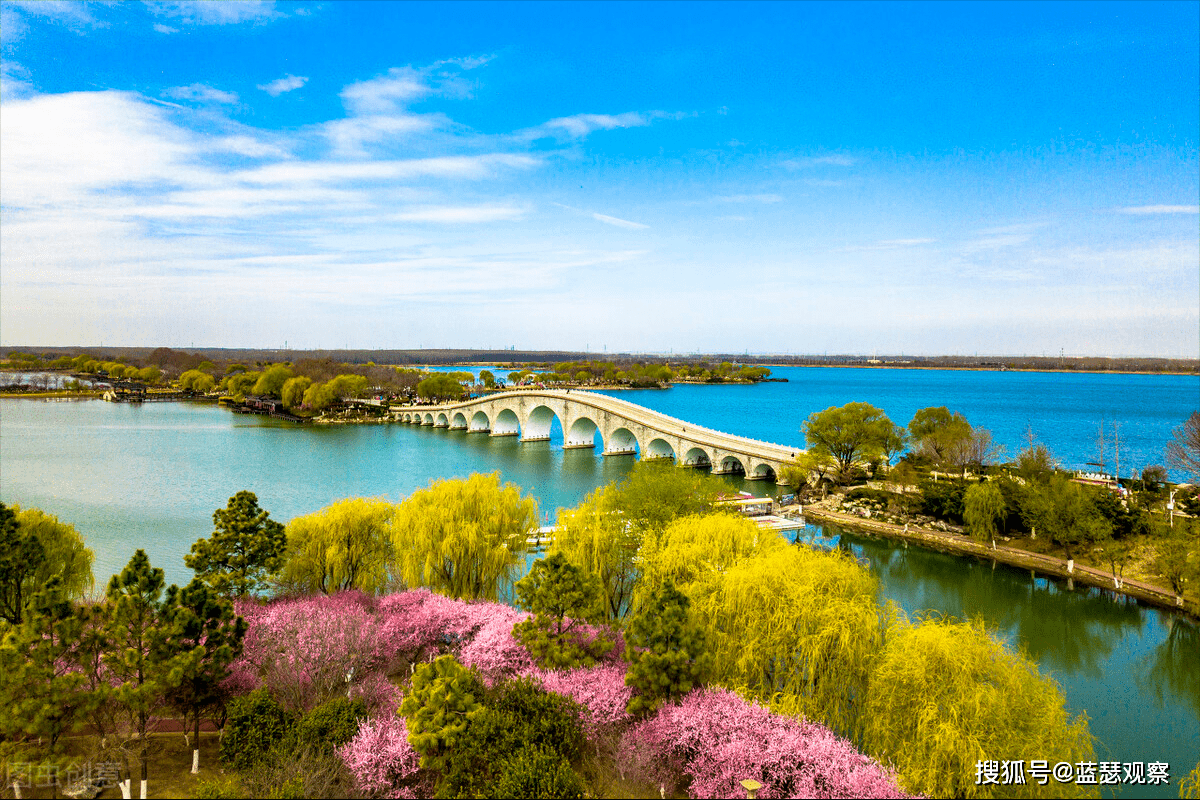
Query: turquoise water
1 366 1197 795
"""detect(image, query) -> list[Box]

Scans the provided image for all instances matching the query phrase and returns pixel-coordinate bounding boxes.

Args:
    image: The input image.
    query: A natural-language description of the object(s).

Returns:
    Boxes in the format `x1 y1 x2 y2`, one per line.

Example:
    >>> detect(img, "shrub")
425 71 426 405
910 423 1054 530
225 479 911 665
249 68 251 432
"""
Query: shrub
919 479 965 523
295 696 367 752
493 745 584 799
220 688 294 771
437 676 586 798
193 777 243 799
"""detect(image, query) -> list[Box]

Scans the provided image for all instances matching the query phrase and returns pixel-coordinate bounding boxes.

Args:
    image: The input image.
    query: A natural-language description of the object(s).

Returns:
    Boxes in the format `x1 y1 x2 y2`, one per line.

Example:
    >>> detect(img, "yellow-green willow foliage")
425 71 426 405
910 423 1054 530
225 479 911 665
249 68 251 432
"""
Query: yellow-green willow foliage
393 473 538 601
552 463 723 622
689 545 882 737
279 498 397 595
9 505 95 602
551 496 638 622
1181 762 1200 799
862 614 1097 800
632 513 784 612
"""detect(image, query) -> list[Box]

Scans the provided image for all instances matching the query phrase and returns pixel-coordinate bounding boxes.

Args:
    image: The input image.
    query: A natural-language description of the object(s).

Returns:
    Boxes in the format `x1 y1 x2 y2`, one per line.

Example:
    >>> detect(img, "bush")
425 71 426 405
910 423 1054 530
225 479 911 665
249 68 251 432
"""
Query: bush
493 745 584 799
919 479 965 523
437 677 586 798
295 696 367 752
193 777 244 799
220 688 294 770
844 488 895 508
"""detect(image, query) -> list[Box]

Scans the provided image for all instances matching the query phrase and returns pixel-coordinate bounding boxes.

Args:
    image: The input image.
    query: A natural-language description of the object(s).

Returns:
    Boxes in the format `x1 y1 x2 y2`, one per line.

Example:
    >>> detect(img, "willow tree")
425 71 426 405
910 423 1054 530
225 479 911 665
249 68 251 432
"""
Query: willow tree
862 615 1096 799
280 498 397 594
686 543 882 737
0 503 94 624
632 512 782 613
552 463 721 621
393 474 538 601
964 481 1006 548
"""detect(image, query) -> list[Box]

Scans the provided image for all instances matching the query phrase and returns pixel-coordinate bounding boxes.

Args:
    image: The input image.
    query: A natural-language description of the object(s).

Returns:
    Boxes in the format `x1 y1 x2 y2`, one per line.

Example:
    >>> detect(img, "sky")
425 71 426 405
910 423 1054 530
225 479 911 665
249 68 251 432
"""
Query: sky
1 1 1197 357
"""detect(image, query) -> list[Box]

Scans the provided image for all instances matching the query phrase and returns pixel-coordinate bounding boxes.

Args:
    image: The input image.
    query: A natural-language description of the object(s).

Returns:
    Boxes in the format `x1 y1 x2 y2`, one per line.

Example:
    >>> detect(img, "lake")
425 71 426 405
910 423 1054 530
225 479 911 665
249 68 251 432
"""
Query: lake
1 365 1197 795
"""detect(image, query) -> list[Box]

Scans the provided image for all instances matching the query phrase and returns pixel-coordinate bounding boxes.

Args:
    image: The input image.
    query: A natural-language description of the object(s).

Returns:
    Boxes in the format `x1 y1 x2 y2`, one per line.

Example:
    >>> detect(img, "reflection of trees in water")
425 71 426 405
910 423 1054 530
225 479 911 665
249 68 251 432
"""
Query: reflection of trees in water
825 525 1145 678
1141 617 1200 721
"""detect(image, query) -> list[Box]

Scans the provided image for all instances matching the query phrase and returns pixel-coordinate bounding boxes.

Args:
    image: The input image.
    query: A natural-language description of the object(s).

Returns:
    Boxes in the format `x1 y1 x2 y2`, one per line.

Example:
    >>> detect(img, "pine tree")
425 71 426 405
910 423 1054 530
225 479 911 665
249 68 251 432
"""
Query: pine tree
0 502 45 624
623 580 710 716
398 655 485 774
104 550 174 795
154 578 247 773
0 579 93 794
186 491 286 597
513 552 611 669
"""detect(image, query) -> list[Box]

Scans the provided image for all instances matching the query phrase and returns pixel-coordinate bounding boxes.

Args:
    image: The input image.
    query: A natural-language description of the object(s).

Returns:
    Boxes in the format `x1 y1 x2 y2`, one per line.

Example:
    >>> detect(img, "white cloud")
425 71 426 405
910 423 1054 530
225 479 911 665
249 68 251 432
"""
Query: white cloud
164 83 239 104
9 0 104 31
716 193 783 204
592 213 648 230
145 1 282 26
533 112 650 139
323 114 440 158
391 205 527 224
235 154 537 186
879 238 936 247
152 22 176 33
782 154 856 169
1120 205 1200 215
258 74 308 96
340 66 433 115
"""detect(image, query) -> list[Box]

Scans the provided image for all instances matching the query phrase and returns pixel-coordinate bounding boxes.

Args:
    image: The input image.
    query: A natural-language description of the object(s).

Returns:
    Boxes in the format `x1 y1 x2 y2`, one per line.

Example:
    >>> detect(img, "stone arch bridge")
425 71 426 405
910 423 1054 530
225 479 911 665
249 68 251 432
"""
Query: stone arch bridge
393 389 802 482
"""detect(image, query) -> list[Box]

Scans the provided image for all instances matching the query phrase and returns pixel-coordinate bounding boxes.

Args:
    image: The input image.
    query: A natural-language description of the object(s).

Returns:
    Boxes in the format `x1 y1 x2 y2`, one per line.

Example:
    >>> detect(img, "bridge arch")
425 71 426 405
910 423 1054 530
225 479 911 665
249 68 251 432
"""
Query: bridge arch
450 411 468 430
492 408 520 436
604 426 639 456
423 412 435 426
469 410 490 433
749 462 777 482
715 454 746 475
682 447 712 468
435 412 448 428
565 416 599 449
522 405 557 441
645 437 676 461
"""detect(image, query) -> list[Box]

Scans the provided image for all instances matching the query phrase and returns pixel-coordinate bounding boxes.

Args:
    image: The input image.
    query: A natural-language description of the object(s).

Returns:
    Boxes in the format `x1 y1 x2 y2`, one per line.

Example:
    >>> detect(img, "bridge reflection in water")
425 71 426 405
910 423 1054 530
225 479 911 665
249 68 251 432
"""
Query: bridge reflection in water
394 389 804 483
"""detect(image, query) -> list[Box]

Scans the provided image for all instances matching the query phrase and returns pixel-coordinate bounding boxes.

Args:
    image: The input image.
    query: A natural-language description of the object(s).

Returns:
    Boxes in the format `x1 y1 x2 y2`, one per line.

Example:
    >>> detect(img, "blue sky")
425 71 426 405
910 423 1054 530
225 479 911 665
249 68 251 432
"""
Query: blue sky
2 1 1197 356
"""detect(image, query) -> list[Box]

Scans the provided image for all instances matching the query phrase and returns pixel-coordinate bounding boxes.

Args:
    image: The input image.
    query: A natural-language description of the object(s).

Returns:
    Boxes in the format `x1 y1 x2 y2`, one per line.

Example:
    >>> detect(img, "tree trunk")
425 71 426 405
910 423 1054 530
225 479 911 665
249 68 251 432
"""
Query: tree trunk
192 711 201 774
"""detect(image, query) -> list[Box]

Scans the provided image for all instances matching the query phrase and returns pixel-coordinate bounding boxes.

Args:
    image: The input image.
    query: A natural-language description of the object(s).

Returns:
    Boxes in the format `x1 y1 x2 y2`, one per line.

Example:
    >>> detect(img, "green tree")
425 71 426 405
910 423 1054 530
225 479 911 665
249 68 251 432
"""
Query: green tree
623 580 710 716
1042 477 1106 563
399 655 485 774
185 491 287 597
1154 520 1199 600
0 503 94 625
802 402 897 480
252 364 295 398
417 373 466 401
479 369 496 388
104 550 175 795
224 371 261 397
513 553 611 669
0 579 93 791
281 375 313 408
551 463 720 621
393 474 537 601
136 365 162 384
908 407 973 474
862 615 1095 799
1015 442 1057 485
438 677 585 799
963 481 1006 548
279 497 397 595
155 578 247 773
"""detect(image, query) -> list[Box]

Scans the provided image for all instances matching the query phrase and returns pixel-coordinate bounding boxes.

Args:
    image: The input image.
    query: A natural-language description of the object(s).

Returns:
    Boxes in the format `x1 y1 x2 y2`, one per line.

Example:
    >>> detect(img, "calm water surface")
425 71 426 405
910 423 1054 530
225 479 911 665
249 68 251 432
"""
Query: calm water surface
1 366 1197 795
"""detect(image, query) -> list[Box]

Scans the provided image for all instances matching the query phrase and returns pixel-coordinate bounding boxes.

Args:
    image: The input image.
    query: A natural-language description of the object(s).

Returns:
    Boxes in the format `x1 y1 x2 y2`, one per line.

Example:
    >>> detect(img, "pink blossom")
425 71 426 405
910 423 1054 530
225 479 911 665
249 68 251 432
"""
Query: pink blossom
338 714 423 799
621 689 910 799
533 662 632 734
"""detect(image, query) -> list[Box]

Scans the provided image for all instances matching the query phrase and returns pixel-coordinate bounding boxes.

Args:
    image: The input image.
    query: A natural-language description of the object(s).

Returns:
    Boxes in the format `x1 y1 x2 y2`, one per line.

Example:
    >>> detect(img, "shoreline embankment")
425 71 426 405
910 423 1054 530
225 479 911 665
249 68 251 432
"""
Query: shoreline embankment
802 507 1199 620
